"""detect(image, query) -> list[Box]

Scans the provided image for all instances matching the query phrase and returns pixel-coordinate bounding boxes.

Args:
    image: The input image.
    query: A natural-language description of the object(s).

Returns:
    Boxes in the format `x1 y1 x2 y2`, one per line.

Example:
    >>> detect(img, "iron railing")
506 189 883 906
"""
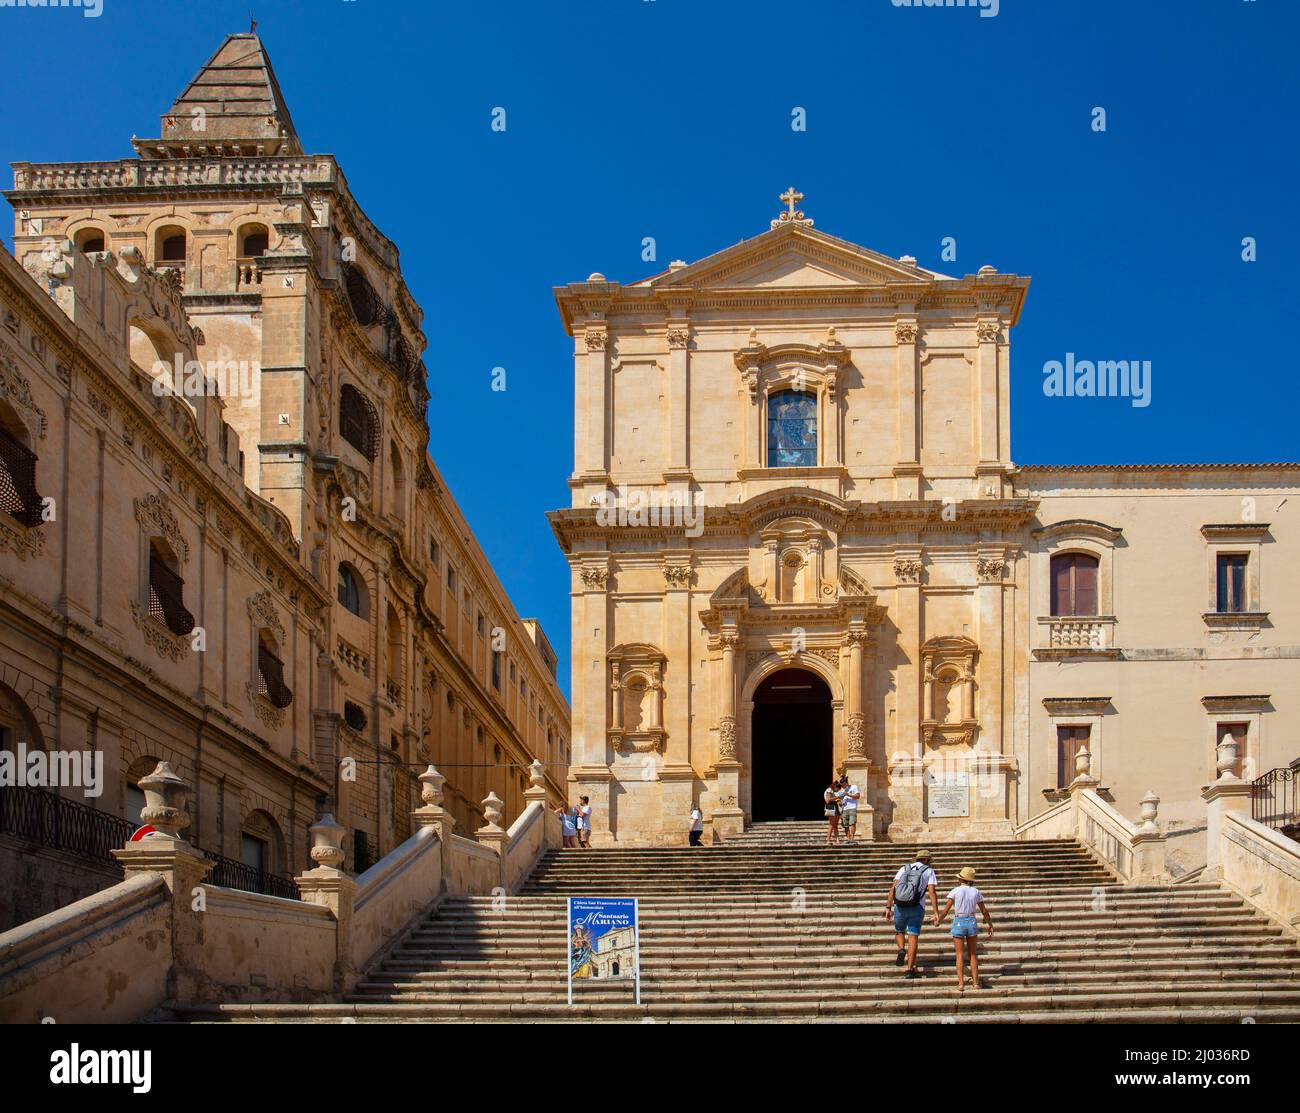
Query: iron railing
0 783 135 864
148 555 196 635
0 424 44 527
1252 765 1299 835
0 783 300 899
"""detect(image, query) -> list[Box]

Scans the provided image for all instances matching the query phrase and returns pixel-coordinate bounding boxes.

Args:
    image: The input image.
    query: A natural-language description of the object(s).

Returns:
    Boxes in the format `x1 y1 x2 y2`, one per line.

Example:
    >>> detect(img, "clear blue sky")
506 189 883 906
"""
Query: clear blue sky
3 0 1297 698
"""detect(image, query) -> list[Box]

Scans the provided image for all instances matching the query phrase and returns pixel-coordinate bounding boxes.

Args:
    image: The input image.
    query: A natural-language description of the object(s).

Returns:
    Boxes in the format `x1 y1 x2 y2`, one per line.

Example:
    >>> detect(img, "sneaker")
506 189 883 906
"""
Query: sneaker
904 969 919 980
896 948 907 966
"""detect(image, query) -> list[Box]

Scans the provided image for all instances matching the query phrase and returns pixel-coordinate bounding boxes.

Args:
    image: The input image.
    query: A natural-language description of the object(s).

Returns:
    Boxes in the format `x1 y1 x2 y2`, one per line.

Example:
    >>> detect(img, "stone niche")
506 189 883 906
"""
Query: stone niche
920 635 979 748
606 643 667 755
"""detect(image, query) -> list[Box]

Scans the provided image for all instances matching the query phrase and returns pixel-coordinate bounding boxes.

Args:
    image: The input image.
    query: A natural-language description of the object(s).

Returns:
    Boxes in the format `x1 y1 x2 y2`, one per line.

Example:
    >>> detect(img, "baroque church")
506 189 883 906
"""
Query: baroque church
0 32 569 928
550 191 1299 852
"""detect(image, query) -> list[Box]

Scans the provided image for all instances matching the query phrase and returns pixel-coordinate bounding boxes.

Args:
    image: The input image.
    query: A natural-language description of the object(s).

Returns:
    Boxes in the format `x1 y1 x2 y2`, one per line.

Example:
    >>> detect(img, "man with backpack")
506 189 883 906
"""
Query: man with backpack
885 850 939 979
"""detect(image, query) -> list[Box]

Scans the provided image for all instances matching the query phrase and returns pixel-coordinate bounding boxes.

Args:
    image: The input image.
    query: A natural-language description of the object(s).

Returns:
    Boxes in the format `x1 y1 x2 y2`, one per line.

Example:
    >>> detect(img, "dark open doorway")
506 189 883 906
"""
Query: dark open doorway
751 668 833 822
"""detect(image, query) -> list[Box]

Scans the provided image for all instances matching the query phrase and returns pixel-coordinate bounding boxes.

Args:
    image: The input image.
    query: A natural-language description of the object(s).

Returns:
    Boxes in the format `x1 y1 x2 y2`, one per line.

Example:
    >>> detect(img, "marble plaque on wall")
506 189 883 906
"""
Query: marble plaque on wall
927 771 970 818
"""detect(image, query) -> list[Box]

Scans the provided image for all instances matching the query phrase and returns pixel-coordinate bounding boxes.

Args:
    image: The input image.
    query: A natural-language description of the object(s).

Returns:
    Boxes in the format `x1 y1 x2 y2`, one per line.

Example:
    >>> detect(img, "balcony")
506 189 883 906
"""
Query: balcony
1033 615 1120 660
234 257 263 291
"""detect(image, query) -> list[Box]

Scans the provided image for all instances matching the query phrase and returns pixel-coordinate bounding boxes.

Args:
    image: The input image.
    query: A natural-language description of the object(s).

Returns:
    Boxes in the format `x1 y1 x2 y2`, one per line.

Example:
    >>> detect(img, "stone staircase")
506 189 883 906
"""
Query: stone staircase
171 837 1300 1022
723 819 873 848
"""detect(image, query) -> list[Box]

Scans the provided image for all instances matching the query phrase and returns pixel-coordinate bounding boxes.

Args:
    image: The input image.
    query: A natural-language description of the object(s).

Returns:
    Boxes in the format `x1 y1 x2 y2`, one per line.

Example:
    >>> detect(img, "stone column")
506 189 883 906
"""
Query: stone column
1131 791 1167 883
893 315 921 500
975 318 1001 465
582 326 609 476
476 791 511 876
1202 738 1255 880
843 631 875 841
808 538 825 602
610 664 624 731
112 762 215 1005
712 632 745 839
664 320 692 493
295 813 358 993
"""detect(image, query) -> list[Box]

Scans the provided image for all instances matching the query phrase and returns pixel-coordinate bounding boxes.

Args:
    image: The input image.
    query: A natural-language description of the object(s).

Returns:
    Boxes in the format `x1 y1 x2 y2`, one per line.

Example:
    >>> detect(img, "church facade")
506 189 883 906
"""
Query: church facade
550 193 1299 851
0 32 568 927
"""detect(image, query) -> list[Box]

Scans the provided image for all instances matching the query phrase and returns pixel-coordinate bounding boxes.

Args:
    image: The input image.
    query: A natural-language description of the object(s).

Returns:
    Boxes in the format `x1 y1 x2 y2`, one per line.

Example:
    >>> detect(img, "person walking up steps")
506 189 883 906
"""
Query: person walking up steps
886 850 939 979
937 866 995 991
688 804 705 846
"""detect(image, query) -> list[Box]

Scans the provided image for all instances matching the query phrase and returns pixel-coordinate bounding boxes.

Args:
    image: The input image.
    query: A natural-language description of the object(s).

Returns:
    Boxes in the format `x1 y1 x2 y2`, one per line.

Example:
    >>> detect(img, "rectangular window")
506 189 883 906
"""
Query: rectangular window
491 649 501 691
429 538 440 567
1057 725 1091 788
1216 554 1247 613
241 834 266 874
447 565 457 591
1217 722 1248 779
477 611 485 637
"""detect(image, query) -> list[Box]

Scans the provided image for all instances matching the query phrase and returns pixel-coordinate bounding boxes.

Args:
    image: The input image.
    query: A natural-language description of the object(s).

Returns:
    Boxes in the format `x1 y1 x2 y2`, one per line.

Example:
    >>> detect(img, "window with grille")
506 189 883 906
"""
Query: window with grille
1216 554 1248 613
1056 725 1090 788
343 263 383 327
339 384 379 460
148 552 195 635
1050 553 1099 616
257 641 294 708
0 425 43 527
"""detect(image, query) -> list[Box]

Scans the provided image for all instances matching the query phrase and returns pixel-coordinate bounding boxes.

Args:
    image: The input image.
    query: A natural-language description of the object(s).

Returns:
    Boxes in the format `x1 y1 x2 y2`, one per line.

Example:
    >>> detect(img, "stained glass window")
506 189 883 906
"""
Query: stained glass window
767 391 818 468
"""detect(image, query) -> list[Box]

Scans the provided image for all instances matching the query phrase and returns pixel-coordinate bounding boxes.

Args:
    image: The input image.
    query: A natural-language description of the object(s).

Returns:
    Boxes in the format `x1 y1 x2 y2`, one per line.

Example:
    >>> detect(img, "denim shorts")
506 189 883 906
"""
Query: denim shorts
893 903 926 936
951 914 979 938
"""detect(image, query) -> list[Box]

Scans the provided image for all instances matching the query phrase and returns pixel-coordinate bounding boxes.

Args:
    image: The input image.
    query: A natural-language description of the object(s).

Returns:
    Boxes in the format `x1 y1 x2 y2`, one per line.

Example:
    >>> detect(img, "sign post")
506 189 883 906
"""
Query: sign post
567 896 640 1006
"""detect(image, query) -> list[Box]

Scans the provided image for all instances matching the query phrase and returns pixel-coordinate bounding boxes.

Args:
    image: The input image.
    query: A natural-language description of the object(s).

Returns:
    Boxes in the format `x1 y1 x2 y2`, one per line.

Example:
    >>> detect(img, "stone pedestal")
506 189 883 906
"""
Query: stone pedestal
1201 774 1255 880
887 755 927 837
711 760 746 840
659 764 696 845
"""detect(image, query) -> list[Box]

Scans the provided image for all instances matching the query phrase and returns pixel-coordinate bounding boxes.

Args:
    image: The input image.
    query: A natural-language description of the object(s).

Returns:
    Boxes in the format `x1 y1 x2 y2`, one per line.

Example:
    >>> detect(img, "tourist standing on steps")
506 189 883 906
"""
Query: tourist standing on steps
556 804 578 849
839 780 862 843
823 779 842 846
576 796 593 848
937 866 994 991
886 850 939 979
688 805 705 846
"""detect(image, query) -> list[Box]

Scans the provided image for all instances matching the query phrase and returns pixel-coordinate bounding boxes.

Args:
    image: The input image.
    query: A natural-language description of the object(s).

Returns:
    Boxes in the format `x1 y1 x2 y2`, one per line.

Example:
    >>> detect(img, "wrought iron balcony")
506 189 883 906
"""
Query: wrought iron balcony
0 425 44 527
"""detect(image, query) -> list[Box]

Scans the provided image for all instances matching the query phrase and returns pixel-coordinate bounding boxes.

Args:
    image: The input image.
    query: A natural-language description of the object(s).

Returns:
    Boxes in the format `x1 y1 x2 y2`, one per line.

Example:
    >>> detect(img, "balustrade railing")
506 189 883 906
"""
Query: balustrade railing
1252 765 1299 835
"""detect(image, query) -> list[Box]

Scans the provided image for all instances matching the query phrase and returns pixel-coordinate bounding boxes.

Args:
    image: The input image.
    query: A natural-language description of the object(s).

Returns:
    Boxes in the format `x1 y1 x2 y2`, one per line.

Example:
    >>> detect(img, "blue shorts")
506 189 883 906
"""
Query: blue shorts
951 914 979 938
893 903 926 936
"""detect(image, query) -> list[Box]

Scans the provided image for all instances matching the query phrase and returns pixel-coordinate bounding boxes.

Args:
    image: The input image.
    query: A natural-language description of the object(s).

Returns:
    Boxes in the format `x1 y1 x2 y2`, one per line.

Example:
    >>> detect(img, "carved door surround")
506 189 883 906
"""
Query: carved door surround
921 635 980 747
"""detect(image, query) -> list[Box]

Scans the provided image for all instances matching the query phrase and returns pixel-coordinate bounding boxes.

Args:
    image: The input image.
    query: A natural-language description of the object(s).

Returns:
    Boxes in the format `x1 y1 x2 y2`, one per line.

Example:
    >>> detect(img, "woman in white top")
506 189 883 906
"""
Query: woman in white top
936 866 994 991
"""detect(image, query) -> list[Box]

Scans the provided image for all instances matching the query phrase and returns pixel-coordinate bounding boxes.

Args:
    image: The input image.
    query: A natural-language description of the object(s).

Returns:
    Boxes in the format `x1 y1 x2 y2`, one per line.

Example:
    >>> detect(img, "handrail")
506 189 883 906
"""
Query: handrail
1252 765 1298 832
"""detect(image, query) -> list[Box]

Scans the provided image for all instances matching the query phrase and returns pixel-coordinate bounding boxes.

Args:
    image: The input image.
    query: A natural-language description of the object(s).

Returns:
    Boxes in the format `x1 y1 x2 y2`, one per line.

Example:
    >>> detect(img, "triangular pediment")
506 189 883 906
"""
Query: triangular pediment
640 223 951 291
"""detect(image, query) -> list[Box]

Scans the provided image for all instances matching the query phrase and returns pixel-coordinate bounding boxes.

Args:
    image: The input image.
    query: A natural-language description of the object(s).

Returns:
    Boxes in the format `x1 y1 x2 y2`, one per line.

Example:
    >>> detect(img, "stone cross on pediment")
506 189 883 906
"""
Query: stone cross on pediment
772 186 813 229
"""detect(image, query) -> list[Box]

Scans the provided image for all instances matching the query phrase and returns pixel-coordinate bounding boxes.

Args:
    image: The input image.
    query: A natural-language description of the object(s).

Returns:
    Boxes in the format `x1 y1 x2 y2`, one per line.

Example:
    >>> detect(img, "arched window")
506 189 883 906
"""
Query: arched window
1050 553 1099 616
0 403 44 527
339 383 379 460
343 700 368 731
75 228 105 253
256 630 294 708
148 539 195 635
239 225 269 258
155 226 186 264
342 262 383 327
337 562 369 619
767 391 817 467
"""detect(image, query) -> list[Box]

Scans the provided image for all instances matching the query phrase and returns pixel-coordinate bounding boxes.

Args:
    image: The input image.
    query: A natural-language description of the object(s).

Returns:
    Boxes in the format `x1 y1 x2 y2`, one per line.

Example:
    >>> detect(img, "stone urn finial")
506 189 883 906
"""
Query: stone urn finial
1216 735 1240 780
419 764 446 807
1138 791 1160 832
137 761 192 839
309 813 346 869
1074 744 1092 780
528 760 546 791
482 791 505 830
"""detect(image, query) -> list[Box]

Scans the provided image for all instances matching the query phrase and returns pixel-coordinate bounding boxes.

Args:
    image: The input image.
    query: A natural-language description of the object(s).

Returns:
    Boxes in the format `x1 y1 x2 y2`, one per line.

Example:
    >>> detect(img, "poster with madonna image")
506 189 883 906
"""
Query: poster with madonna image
567 896 640 1004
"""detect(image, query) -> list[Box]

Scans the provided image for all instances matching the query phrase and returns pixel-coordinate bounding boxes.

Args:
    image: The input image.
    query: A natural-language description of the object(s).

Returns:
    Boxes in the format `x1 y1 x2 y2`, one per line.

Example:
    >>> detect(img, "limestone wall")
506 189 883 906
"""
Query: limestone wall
1221 813 1300 941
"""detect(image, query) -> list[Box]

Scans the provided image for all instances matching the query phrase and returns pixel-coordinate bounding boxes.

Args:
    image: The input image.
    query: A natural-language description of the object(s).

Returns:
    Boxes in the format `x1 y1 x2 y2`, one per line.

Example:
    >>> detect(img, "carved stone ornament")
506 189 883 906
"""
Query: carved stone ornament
662 562 693 589
580 566 609 591
134 493 189 563
584 331 608 352
846 712 867 757
247 590 285 645
247 682 287 730
666 328 690 350
895 321 918 345
130 600 187 662
977 320 1001 343
976 557 1006 582
0 517 46 560
894 558 923 584
718 715 738 760
0 353 48 441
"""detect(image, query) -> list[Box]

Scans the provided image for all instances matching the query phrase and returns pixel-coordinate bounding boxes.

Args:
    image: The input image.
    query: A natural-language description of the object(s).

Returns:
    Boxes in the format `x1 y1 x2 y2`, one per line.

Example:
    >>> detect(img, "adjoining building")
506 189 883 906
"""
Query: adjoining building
0 31 569 929
549 193 1298 855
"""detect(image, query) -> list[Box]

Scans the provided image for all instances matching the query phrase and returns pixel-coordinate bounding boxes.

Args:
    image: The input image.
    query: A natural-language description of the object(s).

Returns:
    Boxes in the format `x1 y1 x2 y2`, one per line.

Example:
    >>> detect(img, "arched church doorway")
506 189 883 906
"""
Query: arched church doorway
751 668 833 821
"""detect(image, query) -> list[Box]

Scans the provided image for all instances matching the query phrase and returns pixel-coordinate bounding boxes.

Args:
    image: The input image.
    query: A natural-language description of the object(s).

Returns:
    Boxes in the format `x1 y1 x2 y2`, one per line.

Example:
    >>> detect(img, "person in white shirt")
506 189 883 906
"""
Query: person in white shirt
688 806 704 846
839 782 862 843
575 796 593 849
936 866 995 991
885 850 939 979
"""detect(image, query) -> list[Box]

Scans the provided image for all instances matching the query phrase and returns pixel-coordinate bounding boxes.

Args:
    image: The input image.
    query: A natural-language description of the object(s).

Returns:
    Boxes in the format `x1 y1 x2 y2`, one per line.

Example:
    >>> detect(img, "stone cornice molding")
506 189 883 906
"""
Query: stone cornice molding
1200 523 1271 542
1200 694 1272 714
1042 696 1113 715
134 492 190 563
734 332 851 402
1031 518 1124 544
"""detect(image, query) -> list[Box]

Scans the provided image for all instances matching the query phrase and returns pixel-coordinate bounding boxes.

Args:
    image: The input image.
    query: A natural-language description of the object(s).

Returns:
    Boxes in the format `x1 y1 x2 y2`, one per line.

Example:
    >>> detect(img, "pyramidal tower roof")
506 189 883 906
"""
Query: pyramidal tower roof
133 31 303 159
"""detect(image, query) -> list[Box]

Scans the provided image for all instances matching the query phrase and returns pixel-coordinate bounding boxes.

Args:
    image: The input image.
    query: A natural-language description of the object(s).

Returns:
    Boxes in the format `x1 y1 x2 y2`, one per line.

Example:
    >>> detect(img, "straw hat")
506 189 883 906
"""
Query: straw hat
914 850 932 862
956 866 976 882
